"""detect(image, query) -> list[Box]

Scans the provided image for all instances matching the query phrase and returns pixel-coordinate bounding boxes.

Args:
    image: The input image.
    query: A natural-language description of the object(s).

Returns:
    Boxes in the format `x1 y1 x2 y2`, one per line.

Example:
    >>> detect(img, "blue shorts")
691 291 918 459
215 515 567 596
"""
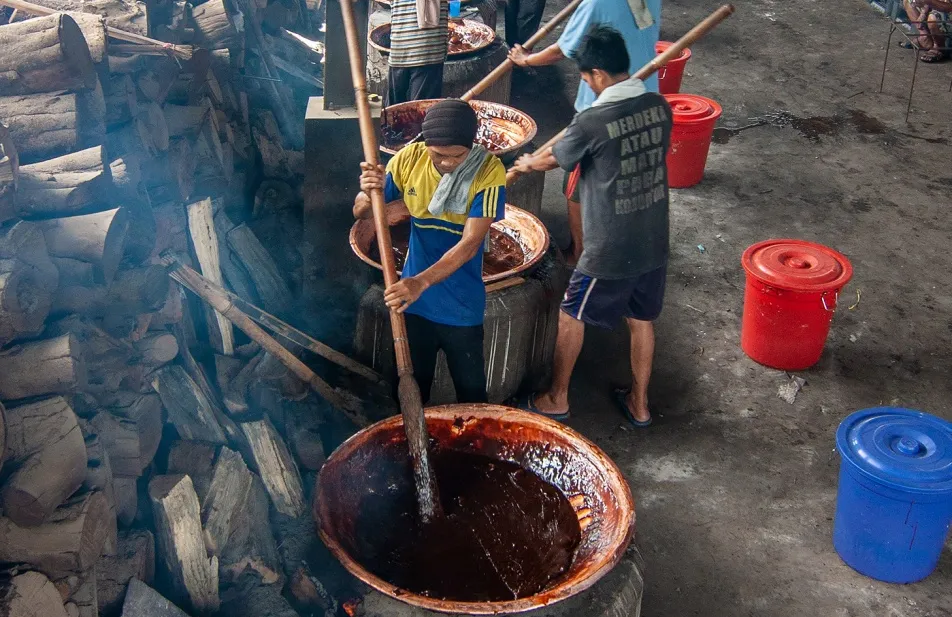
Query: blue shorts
560 265 667 329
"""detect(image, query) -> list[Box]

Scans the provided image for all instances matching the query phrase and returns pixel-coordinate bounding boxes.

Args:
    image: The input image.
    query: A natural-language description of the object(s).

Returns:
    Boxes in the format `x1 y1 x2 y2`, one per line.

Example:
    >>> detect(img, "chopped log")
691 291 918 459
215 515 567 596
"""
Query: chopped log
0 122 17 223
68 13 108 74
37 207 130 283
120 580 188 617
106 53 150 75
213 354 243 393
148 286 184 328
136 101 169 152
136 57 178 104
0 571 69 617
16 146 111 218
106 264 169 312
226 223 291 314
151 364 226 444
134 332 178 369
164 440 216 502
0 90 105 163
0 258 56 345
151 201 187 256
201 447 252 555
238 416 304 517
219 584 298 617
104 75 137 128
288 564 336 613
187 197 233 355
0 333 87 399
148 475 219 613
0 491 113 573
0 14 96 96
287 405 326 471
219 476 281 586
191 0 239 50
112 476 137 527
163 100 211 137
104 122 146 159
251 110 303 179
44 315 135 395
142 139 193 202
11 0 150 36
52 257 95 286
1 396 87 526
212 209 259 306
96 530 154 617
63 570 97 617
79 427 117 554
87 408 157 476
221 348 260 415
107 154 140 198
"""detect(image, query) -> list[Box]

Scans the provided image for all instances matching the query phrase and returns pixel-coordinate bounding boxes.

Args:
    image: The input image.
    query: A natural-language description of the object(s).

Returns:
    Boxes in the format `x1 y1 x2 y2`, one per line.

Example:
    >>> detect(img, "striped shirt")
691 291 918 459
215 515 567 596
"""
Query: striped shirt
390 0 449 68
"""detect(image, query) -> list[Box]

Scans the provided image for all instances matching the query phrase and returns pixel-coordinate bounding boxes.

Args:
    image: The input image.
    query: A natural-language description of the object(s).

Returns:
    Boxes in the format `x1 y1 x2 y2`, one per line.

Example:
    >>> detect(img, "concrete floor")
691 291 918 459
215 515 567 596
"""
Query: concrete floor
505 0 952 615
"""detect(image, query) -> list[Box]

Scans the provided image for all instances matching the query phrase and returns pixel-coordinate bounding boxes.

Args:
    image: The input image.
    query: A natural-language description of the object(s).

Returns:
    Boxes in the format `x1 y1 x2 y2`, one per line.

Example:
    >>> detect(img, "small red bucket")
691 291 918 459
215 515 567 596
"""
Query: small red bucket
664 94 721 188
741 240 853 371
656 41 692 94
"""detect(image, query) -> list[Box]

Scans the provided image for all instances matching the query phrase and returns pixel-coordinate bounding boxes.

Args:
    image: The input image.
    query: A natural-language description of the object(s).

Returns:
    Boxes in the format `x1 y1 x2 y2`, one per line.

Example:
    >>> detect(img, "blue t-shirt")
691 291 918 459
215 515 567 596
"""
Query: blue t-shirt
384 143 507 326
557 0 661 111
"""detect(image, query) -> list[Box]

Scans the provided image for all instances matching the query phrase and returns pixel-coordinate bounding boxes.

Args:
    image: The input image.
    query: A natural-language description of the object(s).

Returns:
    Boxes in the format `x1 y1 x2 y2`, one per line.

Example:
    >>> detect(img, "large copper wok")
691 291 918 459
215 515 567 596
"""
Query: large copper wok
380 99 538 159
315 404 636 614
349 202 549 284
369 19 497 57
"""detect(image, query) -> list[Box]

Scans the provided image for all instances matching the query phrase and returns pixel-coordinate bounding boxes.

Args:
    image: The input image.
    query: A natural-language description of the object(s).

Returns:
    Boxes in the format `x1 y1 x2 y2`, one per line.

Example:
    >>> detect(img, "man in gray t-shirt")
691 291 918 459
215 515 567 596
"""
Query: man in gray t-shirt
512 25 671 427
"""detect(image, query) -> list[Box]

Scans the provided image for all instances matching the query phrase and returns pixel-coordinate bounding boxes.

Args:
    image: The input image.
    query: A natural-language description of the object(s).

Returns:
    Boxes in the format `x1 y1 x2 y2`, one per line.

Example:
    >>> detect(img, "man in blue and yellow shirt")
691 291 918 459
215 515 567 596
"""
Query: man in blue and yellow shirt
354 100 506 403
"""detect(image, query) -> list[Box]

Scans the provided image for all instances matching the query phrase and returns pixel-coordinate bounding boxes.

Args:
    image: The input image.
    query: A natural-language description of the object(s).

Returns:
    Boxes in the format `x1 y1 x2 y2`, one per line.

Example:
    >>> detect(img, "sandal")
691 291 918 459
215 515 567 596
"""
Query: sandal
920 48 948 63
613 388 652 428
517 393 570 421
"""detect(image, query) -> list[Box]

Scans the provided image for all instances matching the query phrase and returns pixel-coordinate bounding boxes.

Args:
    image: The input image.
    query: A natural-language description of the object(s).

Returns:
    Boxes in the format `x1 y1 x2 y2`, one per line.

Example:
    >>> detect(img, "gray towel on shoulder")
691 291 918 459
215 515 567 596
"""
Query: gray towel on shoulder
428 145 491 216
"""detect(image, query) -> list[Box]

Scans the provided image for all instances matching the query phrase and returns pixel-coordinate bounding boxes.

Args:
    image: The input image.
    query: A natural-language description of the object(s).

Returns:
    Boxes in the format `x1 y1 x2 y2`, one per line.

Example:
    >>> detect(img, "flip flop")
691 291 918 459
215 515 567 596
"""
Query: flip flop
613 388 653 428
517 393 570 421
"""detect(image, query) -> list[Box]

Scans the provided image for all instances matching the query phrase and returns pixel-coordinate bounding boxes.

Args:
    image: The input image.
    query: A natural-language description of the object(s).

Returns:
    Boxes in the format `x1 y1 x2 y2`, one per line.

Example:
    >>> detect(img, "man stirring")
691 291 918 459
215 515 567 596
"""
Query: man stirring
512 26 671 426
355 100 506 403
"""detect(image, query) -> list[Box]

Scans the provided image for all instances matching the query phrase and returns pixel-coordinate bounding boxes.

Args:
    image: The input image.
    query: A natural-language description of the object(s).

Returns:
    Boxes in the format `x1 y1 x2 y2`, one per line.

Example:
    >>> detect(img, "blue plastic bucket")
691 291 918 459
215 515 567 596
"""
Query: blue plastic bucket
834 407 952 583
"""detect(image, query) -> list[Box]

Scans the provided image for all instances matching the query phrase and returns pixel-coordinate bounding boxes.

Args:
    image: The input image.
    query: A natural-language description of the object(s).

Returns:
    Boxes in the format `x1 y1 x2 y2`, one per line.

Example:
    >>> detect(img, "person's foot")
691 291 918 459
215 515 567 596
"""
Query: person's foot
613 388 652 427
519 392 570 420
920 48 947 62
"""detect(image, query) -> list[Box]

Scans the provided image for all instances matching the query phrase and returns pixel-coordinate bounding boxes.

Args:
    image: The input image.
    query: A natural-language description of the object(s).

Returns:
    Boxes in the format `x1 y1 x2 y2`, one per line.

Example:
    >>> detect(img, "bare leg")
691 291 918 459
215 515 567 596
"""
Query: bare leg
566 198 583 264
903 0 934 48
927 13 946 52
532 310 585 415
624 318 655 423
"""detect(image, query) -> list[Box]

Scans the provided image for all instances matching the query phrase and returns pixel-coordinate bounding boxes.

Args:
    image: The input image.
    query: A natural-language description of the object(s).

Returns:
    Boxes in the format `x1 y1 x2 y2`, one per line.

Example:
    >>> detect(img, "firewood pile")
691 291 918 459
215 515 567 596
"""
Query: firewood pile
0 3 356 617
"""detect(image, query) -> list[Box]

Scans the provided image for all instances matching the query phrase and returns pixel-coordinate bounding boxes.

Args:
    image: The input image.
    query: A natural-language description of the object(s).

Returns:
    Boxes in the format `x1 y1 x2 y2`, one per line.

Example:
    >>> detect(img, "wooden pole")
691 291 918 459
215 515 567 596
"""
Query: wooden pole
338 0 439 522
461 0 584 102
0 0 194 60
505 4 736 185
162 257 368 426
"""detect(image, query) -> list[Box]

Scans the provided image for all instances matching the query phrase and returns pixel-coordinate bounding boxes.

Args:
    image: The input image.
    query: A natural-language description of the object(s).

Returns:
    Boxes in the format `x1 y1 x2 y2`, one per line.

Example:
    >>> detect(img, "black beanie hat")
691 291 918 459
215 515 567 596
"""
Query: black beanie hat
422 99 478 148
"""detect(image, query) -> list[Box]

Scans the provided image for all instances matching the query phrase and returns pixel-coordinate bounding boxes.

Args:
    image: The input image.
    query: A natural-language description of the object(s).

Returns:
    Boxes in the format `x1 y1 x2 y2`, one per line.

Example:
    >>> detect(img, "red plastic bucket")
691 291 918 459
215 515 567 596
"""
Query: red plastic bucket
664 94 721 188
741 240 853 371
656 41 692 94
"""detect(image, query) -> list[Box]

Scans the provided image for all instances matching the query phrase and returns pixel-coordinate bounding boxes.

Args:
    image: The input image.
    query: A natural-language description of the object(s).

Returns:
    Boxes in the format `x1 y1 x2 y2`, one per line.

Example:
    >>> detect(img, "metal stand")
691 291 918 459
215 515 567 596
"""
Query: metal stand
879 17 952 122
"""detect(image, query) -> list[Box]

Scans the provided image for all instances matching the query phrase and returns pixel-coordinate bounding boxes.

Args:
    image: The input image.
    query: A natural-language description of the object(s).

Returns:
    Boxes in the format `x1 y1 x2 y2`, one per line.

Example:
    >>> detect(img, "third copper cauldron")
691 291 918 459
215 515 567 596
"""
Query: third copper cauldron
380 99 538 160
315 404 636 614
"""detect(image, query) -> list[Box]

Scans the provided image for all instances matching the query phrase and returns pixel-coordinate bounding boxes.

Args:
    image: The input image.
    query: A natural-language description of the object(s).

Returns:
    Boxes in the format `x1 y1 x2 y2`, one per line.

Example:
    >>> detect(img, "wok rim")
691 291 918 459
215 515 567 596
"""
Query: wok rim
368 19 497 58
315 404 636 615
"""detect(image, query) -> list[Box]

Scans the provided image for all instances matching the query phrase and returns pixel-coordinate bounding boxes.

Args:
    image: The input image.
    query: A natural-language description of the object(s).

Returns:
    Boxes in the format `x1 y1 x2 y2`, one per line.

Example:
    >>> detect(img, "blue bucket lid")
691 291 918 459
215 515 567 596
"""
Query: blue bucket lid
836 407 952 495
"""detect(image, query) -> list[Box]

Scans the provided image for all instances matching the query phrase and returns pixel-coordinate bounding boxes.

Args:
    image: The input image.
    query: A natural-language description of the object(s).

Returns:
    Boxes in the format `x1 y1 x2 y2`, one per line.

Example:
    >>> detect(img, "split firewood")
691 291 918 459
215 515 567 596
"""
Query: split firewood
136 101 169 151
67 13 108 76
104 75 138 128
0 14 96 95
15 146 112 218
222 348 262 415
191 0 240 50
136 56 179 105
52 257 95 286
165 440 217 501
87 405 160 476
226 222 292 314
120 580 189 617
37 207 130 284
112 475 137 527
1 396 87 526
142 139 194 202
212 209 260 306
0 90 105 163
151 201 187 256
104 264 170 312
107 154 140 198
44 315 135 395
187 197 233 355
107 52 150 75
213 353 243 393
219 476 281 586
151 364 227 445
0 256 58 345
219 583 298 617
148 286 184 328
163 99 212 138
251 110 304 179
287 401 326 471
288 563 336 614
79 427 118 554
59 569 97 617
0 571 70 617
201 446 252 555
148 474 220 613
104 122 148 159
0 333 88 400
96 530 155 617
239 415 305 517
0 491 114 574
134 332 178 369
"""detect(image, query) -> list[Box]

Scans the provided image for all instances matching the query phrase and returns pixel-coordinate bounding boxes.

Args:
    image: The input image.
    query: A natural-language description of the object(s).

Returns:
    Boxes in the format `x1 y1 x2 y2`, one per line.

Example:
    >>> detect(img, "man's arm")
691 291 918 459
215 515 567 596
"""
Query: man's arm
354 162 401 219
509 43 565 68
383 216 494 312
511 146 559 174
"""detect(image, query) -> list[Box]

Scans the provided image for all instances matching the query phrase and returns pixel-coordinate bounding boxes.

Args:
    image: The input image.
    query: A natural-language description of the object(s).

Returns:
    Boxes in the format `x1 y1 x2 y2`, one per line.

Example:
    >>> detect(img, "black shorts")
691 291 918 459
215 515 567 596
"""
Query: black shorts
560 265 667 329
386 64 444 106
404 313 487 404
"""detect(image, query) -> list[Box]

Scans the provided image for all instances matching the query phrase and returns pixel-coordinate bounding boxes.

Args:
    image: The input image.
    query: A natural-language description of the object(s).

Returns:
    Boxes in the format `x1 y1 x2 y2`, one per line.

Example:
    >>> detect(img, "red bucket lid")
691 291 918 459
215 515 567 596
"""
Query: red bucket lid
664 94 722 125
742 239 853 292
655 40 692 61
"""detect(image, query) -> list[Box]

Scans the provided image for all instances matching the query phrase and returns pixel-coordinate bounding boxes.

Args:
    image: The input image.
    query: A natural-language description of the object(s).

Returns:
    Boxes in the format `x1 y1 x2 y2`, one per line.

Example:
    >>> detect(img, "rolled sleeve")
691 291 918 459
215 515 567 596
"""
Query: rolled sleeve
552 119 590 171
556 1 595 58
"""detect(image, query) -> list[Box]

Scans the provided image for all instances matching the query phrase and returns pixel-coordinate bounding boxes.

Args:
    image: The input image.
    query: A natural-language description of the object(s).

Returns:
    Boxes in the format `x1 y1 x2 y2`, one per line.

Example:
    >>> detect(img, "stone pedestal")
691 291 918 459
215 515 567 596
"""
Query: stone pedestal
359 545 646 617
